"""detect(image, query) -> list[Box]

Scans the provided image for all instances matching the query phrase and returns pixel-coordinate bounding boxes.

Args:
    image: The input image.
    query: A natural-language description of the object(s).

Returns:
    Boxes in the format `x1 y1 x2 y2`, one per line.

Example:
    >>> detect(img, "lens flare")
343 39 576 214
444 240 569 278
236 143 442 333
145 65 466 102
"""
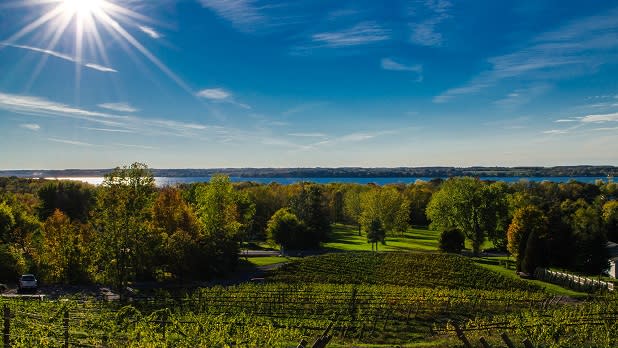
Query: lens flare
61 0 104 17
1 0 191 96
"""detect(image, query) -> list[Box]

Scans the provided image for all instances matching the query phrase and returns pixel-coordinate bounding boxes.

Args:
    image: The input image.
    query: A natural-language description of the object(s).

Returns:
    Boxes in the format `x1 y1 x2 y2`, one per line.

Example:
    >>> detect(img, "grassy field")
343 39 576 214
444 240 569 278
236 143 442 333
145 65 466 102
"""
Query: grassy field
324 224 495 253
243 255 298 266
475 261 587 298
323 224 440 252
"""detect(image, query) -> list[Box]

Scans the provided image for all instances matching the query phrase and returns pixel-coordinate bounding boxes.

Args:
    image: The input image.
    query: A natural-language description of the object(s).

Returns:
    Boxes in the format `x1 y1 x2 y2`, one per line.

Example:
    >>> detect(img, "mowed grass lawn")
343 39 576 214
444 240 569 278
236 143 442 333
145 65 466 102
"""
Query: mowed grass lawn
244 255 299 266
324 224 441 251
322 224 585 296
324 224 494 252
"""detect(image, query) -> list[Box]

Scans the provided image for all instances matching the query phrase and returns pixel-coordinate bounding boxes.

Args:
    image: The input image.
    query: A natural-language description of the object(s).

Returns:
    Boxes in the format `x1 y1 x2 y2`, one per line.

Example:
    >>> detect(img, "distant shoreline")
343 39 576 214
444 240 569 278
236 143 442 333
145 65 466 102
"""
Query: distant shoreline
27 176 609 186
0 166 615 179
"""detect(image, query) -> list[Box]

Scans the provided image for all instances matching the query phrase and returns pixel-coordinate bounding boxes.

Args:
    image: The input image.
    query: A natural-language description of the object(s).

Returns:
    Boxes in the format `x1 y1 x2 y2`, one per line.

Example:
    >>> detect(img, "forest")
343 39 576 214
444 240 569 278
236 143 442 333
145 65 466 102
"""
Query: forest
1 162 617 287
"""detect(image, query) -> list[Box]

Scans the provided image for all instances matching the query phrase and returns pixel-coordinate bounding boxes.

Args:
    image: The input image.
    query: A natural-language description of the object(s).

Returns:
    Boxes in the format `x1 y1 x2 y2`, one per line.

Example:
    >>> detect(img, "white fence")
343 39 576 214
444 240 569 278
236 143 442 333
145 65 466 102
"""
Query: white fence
534 268 614 292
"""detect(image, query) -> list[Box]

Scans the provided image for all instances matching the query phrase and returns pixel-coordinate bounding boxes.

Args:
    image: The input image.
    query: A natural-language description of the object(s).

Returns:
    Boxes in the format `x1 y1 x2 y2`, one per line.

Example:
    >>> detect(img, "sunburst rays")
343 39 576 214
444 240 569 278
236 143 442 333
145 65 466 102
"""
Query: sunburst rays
1 0 191 96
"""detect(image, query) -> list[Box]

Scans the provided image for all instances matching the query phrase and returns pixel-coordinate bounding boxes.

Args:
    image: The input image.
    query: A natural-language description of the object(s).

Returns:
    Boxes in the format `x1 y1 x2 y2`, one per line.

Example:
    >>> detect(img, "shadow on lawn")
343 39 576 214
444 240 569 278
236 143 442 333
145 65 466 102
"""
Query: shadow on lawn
326 238 362 245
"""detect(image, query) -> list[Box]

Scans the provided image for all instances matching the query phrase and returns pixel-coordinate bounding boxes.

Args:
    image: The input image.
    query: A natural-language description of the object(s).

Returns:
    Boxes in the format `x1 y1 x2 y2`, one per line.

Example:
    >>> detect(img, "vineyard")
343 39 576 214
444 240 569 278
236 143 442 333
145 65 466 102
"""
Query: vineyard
2 252 614 347
434 297 618 347
267 252 540 291
1 282 556 347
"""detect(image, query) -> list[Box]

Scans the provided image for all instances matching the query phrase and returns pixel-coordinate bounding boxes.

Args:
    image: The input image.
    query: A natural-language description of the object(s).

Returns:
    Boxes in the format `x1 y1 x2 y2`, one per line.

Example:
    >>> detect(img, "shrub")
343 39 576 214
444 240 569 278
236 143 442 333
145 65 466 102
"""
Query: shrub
439 228 465 253
0 244 27 281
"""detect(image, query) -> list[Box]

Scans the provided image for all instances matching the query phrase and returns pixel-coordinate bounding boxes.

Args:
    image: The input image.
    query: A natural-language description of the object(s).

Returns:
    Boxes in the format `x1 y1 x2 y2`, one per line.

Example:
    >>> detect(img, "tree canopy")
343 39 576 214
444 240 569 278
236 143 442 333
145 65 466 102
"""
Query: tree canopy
426 177 505 255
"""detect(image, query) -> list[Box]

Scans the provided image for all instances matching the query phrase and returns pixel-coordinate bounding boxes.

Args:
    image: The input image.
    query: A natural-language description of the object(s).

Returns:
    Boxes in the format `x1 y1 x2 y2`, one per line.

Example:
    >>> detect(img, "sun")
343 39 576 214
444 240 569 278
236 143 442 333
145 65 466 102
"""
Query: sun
61 0 105 17
3 0 191 94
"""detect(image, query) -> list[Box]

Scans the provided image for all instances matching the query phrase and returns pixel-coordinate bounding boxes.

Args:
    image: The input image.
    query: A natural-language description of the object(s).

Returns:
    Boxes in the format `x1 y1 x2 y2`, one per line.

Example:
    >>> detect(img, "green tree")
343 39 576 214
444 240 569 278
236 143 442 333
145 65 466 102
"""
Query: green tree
9 208 41 259
91 162 156 288
359 186 409 237
506 205 549 273
426 177 501 255
343 187 364 235
37 180 95 222
365 218 385 251
603 200 618 242
38 210 88 284
152 187 206 279
570 205 608 274
521 226 547 274
329 189 345 223
488 181 510 250
0 202 15 243
244 184 286 240
403 182 434 227
195 175 253 275
394 197 411 235
290 184 330 244
0 244 26 282
266 208 306 251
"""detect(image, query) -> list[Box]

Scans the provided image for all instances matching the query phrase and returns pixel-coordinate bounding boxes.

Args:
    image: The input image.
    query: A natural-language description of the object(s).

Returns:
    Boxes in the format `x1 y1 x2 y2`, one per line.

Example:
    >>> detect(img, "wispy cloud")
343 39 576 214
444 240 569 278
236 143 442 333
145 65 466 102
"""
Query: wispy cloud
582 102 618 109
196 88 251 109
98 102 138 113
20 123 40 131
434 7 618 103
114 143 158 150
381 58 423 81
259 128 405 154
540 111 618 137
288 132 326 137
0 92 126 125
340 133 377 142
0 92 215 137
311 22 390 48
84 63 117 73
1 43 117 73
580 112 618 123
592 126 618 131
48 138 93 147
80 127 135 133
409 0 452 47
138 25 161 39
381 58 422 72
198 0 263 32
150 119 209 130
586 94 618 100
410 20 444 47
493 84 551 108
542 129 569 135
306 129 399 149
281 102 327 117
196 88 231 100
326 8 362 21
433 83 488 103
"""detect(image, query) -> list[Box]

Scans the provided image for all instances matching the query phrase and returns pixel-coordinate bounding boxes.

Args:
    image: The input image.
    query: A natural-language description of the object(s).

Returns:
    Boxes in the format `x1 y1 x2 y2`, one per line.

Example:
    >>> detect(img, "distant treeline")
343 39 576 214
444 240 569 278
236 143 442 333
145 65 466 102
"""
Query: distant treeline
1 163 617 289
1 165 617 178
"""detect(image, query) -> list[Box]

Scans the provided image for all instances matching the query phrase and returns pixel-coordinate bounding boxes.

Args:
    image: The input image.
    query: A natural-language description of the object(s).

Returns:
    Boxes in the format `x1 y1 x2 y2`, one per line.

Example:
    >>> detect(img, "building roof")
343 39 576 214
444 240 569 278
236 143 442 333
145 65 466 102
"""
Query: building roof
607 242 618 258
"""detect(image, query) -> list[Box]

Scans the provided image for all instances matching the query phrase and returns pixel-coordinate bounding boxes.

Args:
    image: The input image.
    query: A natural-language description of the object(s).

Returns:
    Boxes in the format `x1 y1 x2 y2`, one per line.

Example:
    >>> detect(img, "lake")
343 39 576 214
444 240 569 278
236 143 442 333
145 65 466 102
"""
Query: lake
45 176 610 186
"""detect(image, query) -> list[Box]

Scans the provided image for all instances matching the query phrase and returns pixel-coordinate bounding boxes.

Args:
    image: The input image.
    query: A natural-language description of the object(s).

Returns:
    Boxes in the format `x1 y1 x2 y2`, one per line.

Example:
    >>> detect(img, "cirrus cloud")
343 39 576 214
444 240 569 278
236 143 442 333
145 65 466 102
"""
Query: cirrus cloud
20 123 40 131
196 88 231 100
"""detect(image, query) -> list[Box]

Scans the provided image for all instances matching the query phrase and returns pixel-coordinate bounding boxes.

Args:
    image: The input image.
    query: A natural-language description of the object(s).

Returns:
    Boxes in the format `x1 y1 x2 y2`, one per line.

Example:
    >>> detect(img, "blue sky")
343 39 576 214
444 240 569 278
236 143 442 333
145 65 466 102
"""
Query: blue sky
0 0 617 169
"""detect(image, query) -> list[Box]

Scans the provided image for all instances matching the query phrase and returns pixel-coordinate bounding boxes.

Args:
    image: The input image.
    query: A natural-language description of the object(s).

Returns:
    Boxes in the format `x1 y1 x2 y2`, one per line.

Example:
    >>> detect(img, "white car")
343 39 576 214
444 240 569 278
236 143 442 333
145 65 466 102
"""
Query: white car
18 274 38 291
